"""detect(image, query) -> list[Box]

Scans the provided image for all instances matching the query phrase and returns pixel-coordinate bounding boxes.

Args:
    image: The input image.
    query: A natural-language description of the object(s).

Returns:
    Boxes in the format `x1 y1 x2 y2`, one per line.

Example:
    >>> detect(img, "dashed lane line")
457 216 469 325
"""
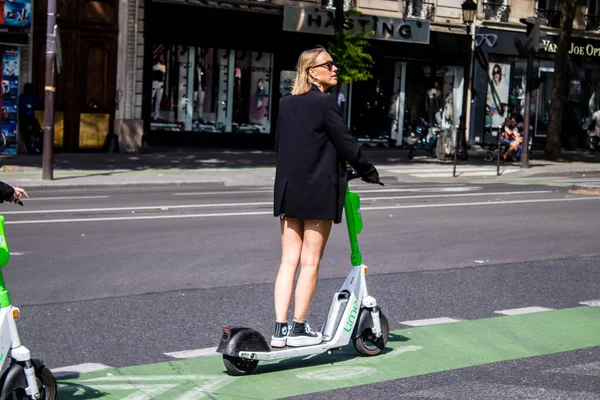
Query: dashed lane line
52 363 114 378
400 317 464 327
164 347 219 359
7 196 600 225
494 306 555 316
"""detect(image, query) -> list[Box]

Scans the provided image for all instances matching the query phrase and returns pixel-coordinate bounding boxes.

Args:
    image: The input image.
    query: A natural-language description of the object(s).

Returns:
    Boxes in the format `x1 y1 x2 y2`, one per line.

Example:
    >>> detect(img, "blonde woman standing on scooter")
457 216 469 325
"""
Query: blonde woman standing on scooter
272 46 381 348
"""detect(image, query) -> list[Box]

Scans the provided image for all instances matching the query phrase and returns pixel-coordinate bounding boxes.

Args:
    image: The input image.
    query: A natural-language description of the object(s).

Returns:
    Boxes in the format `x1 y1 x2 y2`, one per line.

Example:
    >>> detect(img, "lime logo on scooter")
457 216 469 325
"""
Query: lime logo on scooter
344 300 359 332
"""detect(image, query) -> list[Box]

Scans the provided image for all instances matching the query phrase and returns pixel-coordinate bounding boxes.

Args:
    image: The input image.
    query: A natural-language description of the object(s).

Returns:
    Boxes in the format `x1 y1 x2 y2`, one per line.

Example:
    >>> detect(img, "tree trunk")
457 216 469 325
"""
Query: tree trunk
545 0 579 160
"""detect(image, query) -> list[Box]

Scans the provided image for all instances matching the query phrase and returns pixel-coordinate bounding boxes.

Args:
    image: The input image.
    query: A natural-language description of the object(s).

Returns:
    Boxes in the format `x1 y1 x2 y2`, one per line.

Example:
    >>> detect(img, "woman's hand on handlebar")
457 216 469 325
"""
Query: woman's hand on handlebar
11 187 28 205
361 174 385 186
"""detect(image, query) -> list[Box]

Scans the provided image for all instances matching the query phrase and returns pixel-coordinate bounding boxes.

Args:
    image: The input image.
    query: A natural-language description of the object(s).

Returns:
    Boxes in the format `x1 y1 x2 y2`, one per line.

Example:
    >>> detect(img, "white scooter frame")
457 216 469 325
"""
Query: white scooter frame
217 173 389 375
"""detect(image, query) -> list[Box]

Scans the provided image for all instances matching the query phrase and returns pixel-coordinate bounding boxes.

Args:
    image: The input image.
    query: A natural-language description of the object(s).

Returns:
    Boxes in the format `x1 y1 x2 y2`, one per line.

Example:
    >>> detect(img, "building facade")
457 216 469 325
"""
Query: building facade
31 0 119 152
17 0 600 153
469 0 600 150
115 0 474 151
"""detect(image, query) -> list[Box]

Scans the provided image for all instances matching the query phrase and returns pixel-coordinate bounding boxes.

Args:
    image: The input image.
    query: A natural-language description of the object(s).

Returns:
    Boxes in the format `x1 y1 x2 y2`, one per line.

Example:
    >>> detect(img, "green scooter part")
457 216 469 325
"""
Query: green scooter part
0 216 12 307
344 186 363 267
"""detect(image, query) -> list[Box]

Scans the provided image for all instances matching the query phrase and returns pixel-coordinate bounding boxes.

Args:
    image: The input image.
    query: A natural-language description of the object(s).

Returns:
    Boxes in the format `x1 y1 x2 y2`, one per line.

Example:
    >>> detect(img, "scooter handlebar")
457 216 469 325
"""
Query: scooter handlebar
346 169 385 186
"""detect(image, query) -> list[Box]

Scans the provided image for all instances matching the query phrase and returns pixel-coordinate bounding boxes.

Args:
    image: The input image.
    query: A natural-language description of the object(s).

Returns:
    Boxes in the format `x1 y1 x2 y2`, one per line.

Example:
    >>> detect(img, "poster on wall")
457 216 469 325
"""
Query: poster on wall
1 0 32 28
248 52 271 133
486 62 511 129
0 46 19 155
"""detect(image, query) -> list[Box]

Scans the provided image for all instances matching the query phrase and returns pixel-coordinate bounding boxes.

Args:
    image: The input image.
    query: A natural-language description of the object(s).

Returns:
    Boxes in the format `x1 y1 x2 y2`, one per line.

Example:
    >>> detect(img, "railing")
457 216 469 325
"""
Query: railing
403 0 435 21
586 15 600 31
321 0 357 10
482 2 510 22
536 8 562 28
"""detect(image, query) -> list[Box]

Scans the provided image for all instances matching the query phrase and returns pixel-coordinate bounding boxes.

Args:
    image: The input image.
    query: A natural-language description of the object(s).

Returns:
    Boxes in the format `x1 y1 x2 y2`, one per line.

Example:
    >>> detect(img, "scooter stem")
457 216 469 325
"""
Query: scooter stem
344 186 363 266
0 217 10 308
0 271 10 308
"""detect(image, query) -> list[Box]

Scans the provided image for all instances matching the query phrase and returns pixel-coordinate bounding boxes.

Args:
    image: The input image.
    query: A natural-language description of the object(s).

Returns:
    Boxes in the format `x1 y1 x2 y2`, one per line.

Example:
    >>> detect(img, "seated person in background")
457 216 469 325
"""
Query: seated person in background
502 117 522 161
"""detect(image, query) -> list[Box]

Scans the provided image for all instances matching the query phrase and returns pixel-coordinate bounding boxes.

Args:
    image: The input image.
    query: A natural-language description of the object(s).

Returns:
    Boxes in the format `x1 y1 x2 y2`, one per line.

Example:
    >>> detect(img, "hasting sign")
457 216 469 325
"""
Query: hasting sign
283 5 430 45
541 39 600 57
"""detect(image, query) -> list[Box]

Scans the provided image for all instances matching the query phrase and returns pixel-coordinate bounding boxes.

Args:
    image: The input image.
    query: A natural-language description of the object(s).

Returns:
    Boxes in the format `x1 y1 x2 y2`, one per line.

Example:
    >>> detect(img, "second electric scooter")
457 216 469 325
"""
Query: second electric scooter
217 170 389 375
0 215 57 399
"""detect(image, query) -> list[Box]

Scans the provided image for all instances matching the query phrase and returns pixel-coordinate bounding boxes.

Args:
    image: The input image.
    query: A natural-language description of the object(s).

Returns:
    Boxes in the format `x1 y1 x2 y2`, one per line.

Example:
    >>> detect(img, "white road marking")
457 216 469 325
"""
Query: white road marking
9 252 28 256
59 375 238 400
164 347 219 359
25 196 110 201
59 384 177 400
172 187 479 196
0 202 272 215
0 190 554 215
6 196 599 225
175 375 238 400
297 366 377 381
400 317 463 326
363 190 551 202
579 299 600 306
81 375 217 382
174 189 272 196
494 306 554 316
360 196 600 212
51 363 113 378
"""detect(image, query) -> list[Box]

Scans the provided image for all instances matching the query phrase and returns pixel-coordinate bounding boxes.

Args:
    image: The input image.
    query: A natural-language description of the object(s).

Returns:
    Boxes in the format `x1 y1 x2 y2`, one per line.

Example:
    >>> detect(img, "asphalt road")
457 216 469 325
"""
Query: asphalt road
1 178 599 399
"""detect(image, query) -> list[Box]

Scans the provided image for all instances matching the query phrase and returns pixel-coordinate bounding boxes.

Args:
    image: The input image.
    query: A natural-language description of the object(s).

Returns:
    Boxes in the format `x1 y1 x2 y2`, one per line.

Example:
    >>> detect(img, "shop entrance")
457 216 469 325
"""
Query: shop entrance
348 59 464 148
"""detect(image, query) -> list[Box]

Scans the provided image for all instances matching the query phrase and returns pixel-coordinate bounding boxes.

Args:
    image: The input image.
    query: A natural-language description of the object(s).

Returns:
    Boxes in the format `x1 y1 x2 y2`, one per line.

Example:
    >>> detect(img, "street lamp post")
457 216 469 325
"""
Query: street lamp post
454 0 477 176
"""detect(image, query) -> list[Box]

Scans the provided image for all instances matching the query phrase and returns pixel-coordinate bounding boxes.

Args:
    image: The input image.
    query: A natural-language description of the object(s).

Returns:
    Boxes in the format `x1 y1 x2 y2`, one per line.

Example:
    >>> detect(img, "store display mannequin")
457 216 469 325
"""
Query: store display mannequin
367 80 386 137
152 57 166 119
193 58 206 121
425 81 441 126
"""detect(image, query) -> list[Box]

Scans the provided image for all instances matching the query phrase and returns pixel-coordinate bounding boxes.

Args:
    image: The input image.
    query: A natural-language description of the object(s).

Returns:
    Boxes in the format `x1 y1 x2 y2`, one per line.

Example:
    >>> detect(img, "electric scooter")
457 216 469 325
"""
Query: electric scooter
217 170 389 375
0 215 57 399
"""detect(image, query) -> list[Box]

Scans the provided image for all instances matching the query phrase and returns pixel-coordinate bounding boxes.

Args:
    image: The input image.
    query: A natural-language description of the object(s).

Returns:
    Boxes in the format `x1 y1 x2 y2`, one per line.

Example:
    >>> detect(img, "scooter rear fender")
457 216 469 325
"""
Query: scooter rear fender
217 327 271 357
0 358 45 400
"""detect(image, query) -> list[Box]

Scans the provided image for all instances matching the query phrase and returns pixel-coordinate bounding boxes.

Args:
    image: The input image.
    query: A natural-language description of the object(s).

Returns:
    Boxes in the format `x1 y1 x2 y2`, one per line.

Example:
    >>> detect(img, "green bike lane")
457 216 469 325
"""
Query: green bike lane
57 306 600 399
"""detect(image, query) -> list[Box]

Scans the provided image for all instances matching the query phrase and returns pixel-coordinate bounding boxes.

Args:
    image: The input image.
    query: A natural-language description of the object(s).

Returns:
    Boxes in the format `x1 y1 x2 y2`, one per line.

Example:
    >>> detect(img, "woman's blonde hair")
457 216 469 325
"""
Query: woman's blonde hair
291 47 327 96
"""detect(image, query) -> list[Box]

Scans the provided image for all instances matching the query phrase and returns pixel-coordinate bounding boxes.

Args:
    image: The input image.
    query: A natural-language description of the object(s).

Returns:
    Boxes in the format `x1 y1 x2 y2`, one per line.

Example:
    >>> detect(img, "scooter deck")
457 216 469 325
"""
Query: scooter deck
239 341 344 361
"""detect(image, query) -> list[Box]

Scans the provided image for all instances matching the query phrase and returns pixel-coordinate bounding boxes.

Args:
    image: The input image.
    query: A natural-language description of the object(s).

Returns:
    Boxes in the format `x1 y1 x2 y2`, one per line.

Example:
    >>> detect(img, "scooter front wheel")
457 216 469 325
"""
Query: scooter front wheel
11 366 57 399
223 355 259 376
353 312 389 357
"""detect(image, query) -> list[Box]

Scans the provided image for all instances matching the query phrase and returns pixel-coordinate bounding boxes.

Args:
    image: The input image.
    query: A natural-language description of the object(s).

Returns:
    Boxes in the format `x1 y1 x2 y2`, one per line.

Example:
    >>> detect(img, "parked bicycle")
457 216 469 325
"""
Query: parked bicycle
408 118 439 160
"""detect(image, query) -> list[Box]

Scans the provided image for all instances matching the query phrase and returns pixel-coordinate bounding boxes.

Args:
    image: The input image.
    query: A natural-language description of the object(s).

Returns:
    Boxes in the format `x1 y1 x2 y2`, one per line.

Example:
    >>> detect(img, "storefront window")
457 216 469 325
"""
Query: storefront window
149 45 273 134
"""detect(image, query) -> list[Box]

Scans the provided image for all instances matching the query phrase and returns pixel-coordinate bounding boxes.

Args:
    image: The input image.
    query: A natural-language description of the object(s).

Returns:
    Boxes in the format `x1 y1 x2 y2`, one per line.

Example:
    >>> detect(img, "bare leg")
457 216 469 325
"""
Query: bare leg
293 219 333 323
274 218 303 322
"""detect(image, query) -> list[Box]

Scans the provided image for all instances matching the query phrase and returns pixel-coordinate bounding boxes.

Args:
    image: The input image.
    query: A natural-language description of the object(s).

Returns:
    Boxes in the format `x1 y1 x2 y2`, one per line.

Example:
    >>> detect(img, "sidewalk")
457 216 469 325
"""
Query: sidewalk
1 146 600 189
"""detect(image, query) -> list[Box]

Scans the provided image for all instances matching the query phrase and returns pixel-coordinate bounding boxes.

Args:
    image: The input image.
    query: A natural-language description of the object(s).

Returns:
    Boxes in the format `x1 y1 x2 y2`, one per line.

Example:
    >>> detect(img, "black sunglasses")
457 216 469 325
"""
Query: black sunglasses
312 61 336 71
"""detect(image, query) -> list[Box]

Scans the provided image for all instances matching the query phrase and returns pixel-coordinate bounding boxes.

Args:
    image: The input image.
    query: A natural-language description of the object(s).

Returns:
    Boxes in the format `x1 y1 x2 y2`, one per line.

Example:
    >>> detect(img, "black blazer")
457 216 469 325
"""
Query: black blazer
273 85 379 224
0 182 14 203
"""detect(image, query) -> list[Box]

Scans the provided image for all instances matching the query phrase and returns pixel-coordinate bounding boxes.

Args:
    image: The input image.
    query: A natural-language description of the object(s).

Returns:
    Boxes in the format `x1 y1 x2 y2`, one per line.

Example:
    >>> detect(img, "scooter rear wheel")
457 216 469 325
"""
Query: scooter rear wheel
223 355 259 376
353 312 389 357
11 367 57 399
